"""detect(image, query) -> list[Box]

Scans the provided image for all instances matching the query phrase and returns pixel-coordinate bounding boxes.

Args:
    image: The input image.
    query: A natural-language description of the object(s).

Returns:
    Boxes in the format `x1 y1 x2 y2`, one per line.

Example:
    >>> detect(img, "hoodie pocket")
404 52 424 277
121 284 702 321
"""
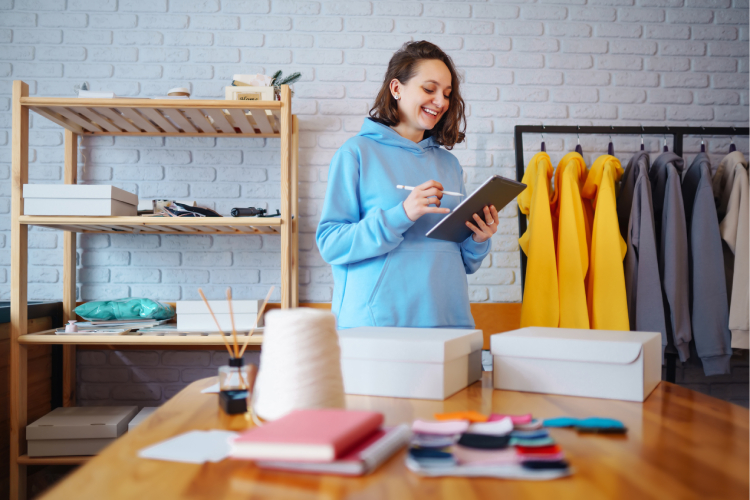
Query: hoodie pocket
367 248 473 327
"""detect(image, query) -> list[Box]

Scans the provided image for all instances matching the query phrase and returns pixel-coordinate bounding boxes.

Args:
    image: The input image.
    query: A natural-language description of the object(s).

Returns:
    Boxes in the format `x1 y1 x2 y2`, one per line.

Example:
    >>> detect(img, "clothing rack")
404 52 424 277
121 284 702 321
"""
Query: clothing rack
513 125 749 383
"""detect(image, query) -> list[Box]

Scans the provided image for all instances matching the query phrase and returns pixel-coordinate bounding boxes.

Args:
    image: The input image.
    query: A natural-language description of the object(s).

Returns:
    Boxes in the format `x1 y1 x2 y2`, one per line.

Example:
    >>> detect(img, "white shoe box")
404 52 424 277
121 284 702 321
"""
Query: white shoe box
491 327 661 402
176 300 264 332
23 184 138 216
128 407 158 432
26 406 138 457
337 327 484 401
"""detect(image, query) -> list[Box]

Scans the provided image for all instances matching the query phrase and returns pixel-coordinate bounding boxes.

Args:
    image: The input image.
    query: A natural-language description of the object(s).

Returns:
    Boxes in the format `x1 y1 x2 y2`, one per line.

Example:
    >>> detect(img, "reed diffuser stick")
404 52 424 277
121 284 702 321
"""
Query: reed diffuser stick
226 288 240 358
198 288 234 357
239 286 274 359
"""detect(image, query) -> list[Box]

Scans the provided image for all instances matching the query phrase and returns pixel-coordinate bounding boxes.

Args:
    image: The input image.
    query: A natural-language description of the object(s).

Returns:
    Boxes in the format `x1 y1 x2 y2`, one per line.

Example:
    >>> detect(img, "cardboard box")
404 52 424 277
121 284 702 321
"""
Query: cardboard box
176 300 263 331
27 406 138 457
337 327 483 400
23 184 138 216
491 327 661 402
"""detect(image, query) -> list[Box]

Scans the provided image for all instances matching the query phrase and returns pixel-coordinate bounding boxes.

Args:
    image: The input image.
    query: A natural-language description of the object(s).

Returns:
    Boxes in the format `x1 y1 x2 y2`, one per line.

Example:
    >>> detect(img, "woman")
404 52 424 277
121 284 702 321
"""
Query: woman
316 41 499 329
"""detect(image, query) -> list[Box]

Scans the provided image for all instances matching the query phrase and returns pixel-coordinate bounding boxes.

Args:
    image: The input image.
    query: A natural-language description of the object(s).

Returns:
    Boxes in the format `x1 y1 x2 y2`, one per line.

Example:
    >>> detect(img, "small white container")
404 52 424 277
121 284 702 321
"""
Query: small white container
337 327 483 401
491 327 661 402
26 406 138 457
23 184 138 216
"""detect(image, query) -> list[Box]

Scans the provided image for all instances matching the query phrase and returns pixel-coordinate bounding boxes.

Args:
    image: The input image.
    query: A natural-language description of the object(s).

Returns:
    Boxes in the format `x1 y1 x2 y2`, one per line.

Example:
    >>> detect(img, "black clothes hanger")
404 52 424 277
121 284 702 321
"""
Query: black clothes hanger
575 126 582 154
607 126 614 156
730 127 737 152
663 130 669 152
700 127 706 153
540 124 546 152
640 126 645 151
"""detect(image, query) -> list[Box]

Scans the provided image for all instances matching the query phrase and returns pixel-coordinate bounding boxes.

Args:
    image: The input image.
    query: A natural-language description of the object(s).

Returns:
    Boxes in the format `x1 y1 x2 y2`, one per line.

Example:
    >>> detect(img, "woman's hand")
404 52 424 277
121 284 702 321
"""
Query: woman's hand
402 180 451 221
466 205 499 243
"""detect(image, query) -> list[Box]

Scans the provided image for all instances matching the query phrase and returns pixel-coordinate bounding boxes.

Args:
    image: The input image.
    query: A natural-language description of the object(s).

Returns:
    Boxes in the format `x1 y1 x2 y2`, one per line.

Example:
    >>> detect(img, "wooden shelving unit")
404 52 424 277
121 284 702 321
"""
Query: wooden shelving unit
9 80 299 499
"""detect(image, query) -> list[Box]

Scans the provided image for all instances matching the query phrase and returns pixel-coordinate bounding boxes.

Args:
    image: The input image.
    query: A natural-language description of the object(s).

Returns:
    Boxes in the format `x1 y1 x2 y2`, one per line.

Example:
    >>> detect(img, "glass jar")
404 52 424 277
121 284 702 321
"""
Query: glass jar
218 357 257 392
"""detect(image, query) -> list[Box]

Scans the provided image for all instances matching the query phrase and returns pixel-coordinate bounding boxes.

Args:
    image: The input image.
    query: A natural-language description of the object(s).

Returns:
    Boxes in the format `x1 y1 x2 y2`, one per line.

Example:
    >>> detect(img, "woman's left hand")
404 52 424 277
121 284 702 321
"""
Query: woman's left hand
466 205 499 243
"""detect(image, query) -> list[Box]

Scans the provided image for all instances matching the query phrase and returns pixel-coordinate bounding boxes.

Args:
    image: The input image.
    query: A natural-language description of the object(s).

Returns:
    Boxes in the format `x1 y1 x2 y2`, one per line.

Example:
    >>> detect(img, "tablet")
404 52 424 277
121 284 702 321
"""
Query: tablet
425 175 527 243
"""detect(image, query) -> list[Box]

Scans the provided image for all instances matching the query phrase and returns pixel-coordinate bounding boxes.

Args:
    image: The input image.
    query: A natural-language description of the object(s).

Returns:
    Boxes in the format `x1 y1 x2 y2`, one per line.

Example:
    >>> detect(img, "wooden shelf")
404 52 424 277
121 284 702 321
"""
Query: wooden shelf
23 97 283 137
18 329 264 346
19 215 282 235
17 454 91 466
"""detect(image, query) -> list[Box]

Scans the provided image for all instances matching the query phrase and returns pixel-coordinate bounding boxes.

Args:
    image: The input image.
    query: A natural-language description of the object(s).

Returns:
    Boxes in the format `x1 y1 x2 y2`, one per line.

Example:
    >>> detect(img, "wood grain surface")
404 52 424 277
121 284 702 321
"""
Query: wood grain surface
39 374 748 500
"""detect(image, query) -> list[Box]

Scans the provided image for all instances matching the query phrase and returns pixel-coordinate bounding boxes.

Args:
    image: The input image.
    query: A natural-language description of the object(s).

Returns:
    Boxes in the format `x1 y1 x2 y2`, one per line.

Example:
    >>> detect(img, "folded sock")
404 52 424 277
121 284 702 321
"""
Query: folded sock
435 411 488 423
409 447 453 459
412 433 458 448
457 433 511 450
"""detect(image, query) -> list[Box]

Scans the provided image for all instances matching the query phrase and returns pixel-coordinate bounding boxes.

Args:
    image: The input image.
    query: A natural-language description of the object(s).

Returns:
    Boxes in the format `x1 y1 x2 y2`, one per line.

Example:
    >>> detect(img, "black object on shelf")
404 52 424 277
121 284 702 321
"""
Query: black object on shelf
231 207 266 217
513 125 750 384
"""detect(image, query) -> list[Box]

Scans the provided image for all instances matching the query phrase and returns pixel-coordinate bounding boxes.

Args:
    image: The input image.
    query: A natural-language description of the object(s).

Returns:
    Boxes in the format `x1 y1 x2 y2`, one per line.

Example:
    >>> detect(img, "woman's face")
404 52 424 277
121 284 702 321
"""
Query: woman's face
390 59 452 135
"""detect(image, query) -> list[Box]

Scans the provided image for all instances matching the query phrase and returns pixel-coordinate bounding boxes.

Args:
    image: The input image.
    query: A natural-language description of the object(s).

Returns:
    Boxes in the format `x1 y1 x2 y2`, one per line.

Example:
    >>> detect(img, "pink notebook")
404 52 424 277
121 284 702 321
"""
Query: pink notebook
231 409 384 462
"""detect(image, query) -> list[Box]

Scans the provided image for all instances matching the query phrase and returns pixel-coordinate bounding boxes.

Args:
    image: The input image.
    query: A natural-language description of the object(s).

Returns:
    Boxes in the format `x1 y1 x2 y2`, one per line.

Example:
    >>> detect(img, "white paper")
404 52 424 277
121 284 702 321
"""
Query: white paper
201 383 220 394
138 430 238 463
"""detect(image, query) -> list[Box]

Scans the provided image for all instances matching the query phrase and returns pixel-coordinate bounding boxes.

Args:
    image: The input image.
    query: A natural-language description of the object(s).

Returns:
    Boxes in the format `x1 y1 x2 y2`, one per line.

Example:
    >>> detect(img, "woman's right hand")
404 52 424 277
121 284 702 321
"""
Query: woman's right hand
402 180 452 221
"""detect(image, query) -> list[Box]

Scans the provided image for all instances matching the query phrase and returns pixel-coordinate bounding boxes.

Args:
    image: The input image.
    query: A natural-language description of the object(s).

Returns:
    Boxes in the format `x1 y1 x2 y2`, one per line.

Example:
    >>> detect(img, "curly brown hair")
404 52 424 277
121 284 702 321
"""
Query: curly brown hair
369 41 466 150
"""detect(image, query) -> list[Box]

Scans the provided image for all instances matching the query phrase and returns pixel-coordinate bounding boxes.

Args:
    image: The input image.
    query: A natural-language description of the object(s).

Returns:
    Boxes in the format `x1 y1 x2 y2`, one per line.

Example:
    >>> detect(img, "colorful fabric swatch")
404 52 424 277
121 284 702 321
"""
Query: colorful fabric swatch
510 437 556 447
543 417 626 433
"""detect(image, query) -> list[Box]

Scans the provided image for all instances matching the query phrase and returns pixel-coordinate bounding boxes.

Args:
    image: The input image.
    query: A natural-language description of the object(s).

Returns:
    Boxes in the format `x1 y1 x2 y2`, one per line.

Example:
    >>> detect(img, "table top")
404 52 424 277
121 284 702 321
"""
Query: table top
41 374 749 500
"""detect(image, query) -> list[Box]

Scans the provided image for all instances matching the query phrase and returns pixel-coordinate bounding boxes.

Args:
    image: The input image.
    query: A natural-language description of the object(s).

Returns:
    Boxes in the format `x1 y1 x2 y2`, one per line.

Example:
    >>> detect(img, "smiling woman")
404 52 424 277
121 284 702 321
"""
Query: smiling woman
316 41 500 330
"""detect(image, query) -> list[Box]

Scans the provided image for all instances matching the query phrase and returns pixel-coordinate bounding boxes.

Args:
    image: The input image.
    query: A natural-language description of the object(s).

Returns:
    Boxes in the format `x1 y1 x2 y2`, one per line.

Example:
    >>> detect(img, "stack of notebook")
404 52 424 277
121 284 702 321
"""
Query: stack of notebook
406 412 572 479
229 409 410 476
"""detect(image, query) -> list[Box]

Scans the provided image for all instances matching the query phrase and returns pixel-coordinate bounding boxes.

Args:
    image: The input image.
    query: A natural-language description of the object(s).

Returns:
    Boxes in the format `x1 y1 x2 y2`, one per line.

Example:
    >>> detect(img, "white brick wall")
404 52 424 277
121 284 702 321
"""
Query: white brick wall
1 0 748 305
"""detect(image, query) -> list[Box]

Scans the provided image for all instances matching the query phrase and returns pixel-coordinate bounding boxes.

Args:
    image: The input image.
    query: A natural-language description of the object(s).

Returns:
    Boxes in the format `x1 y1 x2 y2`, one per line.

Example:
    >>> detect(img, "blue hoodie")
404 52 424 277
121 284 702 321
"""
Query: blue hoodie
316 118 490 328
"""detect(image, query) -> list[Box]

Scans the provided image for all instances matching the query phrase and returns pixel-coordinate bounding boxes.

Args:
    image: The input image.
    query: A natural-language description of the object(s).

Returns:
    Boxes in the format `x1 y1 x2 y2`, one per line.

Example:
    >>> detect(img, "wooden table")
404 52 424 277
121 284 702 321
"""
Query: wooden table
39 375 749 500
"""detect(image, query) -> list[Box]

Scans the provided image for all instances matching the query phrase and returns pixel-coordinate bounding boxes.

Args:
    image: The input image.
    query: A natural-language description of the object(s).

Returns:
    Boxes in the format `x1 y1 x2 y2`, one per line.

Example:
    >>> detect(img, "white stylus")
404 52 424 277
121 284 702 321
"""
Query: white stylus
396 185 465 197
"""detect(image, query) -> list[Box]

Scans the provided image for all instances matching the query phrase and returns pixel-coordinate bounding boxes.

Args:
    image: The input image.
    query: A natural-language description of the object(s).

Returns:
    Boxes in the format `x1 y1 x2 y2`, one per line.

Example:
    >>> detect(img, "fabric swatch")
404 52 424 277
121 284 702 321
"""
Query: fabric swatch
457 433 510 450
452 445 520 466
435 411 488 423
522 460 570 470
467 417 513 436
489 413 533 424
412 419 470 435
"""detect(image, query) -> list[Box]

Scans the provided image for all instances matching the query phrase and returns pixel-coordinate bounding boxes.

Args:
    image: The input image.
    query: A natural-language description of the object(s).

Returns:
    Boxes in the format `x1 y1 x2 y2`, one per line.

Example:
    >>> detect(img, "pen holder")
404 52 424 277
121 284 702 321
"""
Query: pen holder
219 358 257 415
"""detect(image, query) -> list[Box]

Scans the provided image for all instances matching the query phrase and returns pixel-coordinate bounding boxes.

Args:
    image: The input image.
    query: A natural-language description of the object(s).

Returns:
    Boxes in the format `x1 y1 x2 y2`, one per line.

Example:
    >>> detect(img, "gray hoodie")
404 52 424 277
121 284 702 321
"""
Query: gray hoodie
649 152 692 363
713 151 749 349
682 152 732 375
617 152 668 345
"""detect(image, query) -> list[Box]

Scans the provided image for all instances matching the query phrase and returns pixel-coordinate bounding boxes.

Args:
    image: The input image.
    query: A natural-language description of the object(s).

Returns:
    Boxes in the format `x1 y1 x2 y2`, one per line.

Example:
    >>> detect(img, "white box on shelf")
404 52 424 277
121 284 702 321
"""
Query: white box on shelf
128 407 158 431
26 406 138 457
337 327 483 401
23 184 138 216
177 313 261 332
491 327 661 402
176 300 264 332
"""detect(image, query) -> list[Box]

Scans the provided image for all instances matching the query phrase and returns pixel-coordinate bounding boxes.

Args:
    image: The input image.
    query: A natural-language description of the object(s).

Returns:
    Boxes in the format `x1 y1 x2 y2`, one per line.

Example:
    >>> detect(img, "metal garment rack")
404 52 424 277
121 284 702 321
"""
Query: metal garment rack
514 125 749 383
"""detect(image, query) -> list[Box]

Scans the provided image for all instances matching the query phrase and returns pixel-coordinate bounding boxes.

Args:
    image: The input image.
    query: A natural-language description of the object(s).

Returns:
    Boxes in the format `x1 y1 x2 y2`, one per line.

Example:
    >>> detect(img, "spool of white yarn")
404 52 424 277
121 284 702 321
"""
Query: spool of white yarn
252 308 346 421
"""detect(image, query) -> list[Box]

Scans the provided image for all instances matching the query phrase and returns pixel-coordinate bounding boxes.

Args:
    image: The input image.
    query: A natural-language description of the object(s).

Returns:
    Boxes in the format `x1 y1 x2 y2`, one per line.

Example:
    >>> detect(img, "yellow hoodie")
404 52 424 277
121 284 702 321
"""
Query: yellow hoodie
518 152 559 327
551 152 593 329
581 155 629 330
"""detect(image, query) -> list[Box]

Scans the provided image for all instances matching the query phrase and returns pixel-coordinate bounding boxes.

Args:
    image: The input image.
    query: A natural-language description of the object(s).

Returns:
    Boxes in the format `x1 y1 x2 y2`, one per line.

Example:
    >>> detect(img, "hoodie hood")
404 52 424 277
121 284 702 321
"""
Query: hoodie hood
713 151 748 219
357 118 440 155
617 151 650 239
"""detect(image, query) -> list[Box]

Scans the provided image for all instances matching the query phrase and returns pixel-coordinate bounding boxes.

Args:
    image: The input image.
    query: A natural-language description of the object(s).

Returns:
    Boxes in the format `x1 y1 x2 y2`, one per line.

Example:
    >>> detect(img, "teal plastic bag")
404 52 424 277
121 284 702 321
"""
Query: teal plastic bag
75 298 175 321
